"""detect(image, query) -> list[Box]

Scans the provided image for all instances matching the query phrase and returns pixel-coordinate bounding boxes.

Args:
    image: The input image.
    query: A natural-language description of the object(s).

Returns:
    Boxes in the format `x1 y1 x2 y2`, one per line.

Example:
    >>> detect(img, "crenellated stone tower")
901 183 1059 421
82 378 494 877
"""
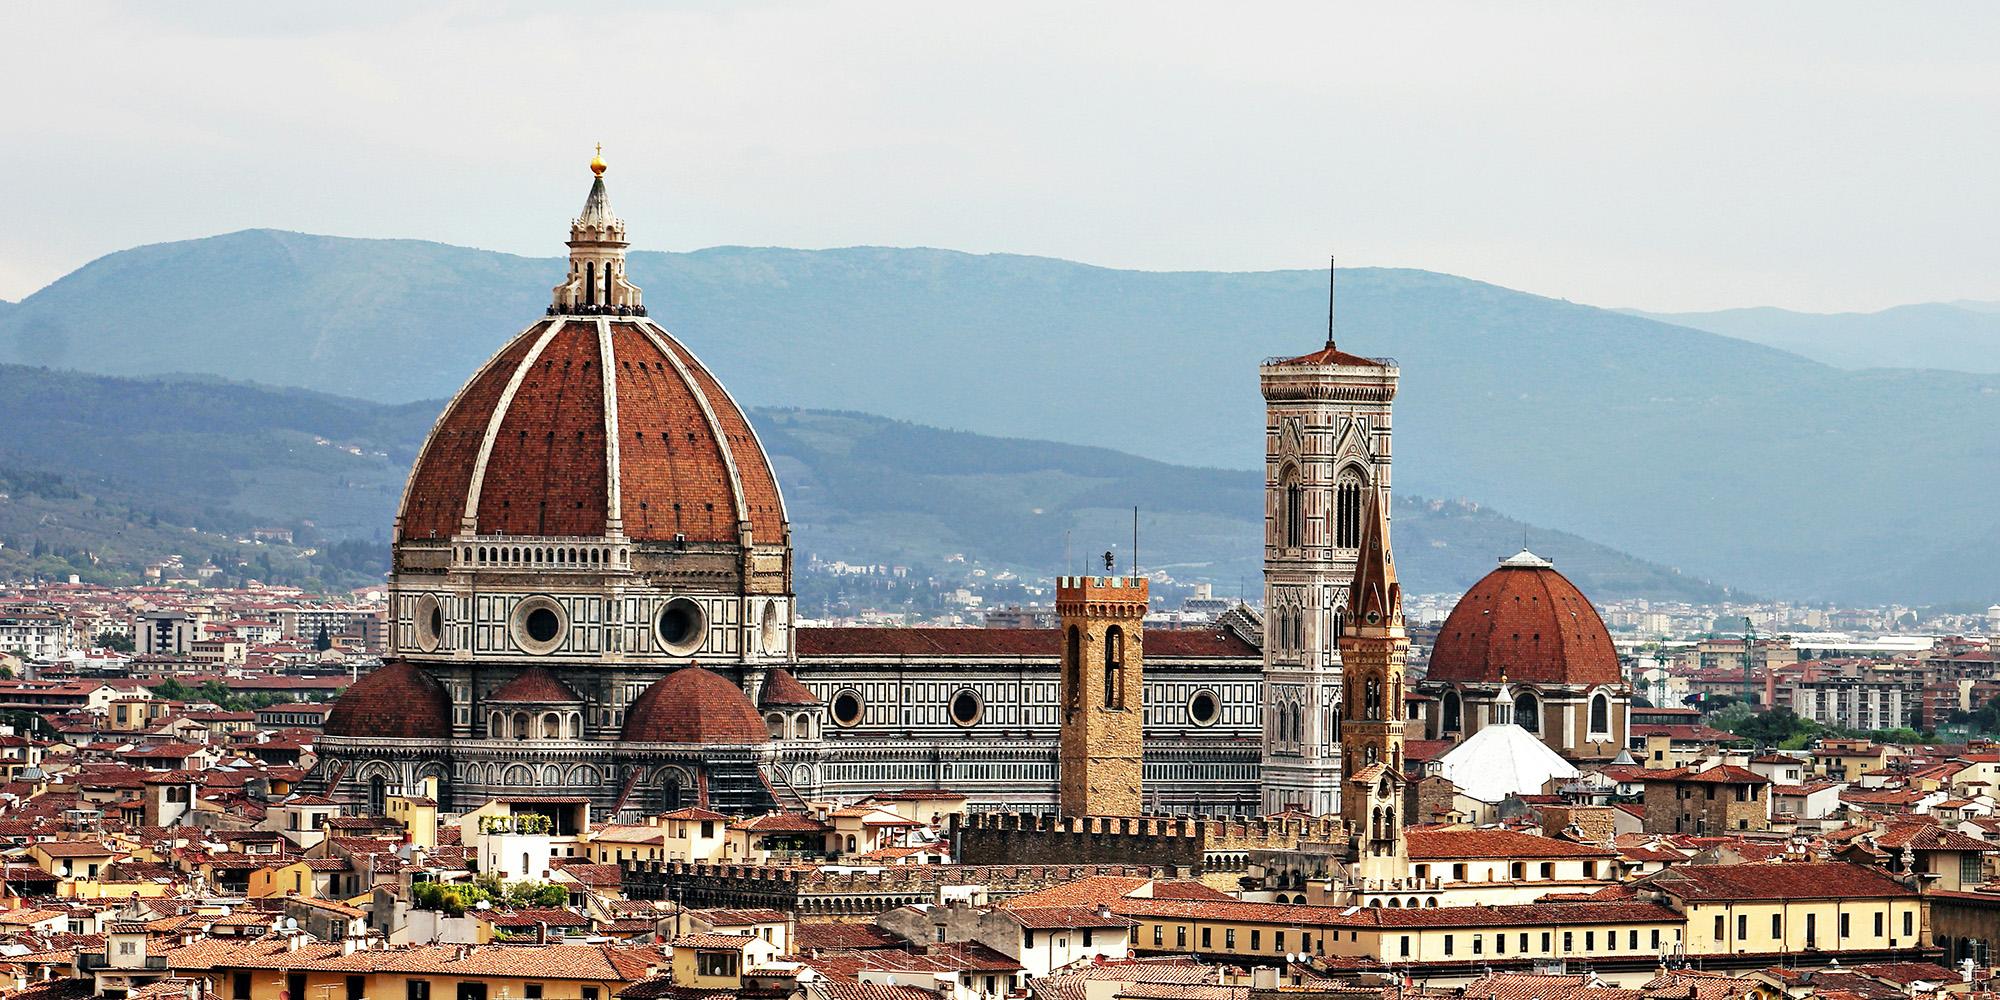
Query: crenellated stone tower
1337 485 1408 881
1257 291 1398 816
1057 572 1149 817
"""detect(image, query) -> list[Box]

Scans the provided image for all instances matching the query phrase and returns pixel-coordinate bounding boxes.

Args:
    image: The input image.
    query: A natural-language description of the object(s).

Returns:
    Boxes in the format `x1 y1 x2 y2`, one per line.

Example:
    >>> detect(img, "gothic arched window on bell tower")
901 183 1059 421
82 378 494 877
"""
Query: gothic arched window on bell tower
1281 464 1304 549
1334 468 1366 549
1290 701 1304 744
1103 626 1126 709
1365 677 1382 720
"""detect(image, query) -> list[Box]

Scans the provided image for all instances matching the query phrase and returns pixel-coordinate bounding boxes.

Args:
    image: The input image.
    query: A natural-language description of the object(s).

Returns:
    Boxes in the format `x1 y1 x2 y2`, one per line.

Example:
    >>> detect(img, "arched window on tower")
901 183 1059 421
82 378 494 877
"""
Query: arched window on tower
1442 690 1463 733
1334 468 1366 549
1103 626 1126 709
1281 465 1303 549
585 262 597 306
1064 626 1082 712
1365 677 1382 720
1590 692 1611 737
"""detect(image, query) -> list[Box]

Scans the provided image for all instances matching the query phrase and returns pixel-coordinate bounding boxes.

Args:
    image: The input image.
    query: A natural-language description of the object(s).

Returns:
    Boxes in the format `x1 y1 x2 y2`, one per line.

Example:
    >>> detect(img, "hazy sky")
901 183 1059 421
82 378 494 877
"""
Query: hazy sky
4 2 1998 311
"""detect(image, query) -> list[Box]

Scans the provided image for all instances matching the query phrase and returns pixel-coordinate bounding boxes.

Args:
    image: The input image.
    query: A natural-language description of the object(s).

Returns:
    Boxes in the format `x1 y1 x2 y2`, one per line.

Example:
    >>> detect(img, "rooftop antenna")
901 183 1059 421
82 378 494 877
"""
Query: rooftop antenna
1326 255 1337 348
1132 505 1140 585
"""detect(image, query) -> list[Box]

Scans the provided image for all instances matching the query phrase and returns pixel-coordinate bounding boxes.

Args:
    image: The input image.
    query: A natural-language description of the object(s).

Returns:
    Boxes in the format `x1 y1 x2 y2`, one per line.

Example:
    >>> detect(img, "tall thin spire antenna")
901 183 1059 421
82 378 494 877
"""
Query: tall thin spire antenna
1132 506 1140 585
1326 255 1337 348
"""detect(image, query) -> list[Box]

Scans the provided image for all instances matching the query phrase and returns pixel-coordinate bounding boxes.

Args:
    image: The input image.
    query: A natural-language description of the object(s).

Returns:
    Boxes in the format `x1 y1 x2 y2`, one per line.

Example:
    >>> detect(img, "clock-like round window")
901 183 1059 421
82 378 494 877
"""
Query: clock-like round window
656 598 707 656
832 690 864 728
949 689 983 727
1188 690 1221 727
510 596 567 655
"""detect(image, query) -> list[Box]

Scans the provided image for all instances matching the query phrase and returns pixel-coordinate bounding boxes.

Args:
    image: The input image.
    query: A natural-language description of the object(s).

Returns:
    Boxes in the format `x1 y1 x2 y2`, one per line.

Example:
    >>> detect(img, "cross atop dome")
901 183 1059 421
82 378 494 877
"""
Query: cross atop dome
552 147 645 314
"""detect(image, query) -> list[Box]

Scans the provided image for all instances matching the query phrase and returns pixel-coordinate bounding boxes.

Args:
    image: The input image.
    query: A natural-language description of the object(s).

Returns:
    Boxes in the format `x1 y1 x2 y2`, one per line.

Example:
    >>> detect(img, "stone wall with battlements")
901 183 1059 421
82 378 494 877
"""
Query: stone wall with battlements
952 811 1347 875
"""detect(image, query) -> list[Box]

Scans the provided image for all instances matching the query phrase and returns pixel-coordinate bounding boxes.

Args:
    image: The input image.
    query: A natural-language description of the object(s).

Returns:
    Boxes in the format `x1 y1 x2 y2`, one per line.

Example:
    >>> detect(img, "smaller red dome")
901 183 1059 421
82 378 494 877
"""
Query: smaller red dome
622 666 769 744
759 668 819 708
325 661 453 739
1426 551 1621 688
487 667 581 703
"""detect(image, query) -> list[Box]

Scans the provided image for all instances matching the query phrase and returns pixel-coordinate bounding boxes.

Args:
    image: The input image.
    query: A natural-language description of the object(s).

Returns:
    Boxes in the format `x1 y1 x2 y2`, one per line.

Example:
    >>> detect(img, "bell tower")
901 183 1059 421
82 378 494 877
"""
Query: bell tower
1258 267 1398 816
1338 485 1408 881
1057 566 1148 818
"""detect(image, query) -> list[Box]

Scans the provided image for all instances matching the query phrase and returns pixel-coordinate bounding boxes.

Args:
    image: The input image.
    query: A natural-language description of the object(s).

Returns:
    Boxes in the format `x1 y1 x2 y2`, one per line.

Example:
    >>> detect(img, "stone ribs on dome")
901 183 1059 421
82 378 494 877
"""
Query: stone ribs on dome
397 318 784 545
1426 552 1621 686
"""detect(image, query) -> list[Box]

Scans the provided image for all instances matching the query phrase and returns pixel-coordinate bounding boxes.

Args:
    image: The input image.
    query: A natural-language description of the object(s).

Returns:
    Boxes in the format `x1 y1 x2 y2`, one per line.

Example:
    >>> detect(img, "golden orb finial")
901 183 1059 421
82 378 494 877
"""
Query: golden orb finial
590 143 606 176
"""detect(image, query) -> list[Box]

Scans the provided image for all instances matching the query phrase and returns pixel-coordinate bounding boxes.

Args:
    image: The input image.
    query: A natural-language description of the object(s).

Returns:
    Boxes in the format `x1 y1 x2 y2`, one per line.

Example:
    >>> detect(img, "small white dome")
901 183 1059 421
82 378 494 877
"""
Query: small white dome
1436 723 1579 803
1499 549 1554 569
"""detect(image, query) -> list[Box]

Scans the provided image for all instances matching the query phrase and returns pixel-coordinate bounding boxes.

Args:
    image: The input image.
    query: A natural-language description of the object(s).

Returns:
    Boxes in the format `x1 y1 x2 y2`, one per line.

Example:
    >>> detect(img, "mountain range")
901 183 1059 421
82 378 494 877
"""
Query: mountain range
1627 302 2000 374
2 230 1996 603
0 363 1720 602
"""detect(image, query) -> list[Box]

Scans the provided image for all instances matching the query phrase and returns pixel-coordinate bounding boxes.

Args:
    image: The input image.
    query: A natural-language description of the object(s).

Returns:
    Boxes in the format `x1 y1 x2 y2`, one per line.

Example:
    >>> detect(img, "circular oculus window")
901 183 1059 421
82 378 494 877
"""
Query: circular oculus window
510 596 568 655
949 689 983 727
413 593 444 653
831 690 864 728
656 597 707 656
1188 689 1221 727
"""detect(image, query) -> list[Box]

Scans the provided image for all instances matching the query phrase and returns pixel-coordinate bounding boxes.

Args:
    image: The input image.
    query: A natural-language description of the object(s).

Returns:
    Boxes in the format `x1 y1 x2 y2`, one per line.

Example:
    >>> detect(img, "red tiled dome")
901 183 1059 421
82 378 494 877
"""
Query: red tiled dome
1426 552 1621 687
396 319 786 545
622 666 769 744
759 668 819 708
324 661 454 739
487 667 581 704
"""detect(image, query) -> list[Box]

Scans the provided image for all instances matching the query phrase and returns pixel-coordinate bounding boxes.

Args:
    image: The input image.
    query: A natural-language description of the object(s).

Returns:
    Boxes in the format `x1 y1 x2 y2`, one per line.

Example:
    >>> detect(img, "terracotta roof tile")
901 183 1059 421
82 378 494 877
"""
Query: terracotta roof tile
1641 861 1916 901
1427 561 1620 686
621 667 768 745
399 327 544 541
487 667 583 703
759 668 818 707
323 661 452 740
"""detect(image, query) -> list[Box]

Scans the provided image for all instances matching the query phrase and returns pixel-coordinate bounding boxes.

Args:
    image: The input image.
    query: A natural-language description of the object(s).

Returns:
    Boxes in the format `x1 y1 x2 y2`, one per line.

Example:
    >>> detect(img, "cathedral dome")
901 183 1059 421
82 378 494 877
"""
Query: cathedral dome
324 661 454 739
394 156 784 550
1425 550 1620 687
395 317 785 545
622 666 770 744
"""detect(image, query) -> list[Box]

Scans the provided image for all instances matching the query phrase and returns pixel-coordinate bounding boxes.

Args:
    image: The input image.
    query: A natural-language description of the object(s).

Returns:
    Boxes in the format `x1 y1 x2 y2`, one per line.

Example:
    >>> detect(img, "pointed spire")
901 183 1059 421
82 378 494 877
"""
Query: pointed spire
1345 483 1401 631
1325 255 1337 349
552 147 643 314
